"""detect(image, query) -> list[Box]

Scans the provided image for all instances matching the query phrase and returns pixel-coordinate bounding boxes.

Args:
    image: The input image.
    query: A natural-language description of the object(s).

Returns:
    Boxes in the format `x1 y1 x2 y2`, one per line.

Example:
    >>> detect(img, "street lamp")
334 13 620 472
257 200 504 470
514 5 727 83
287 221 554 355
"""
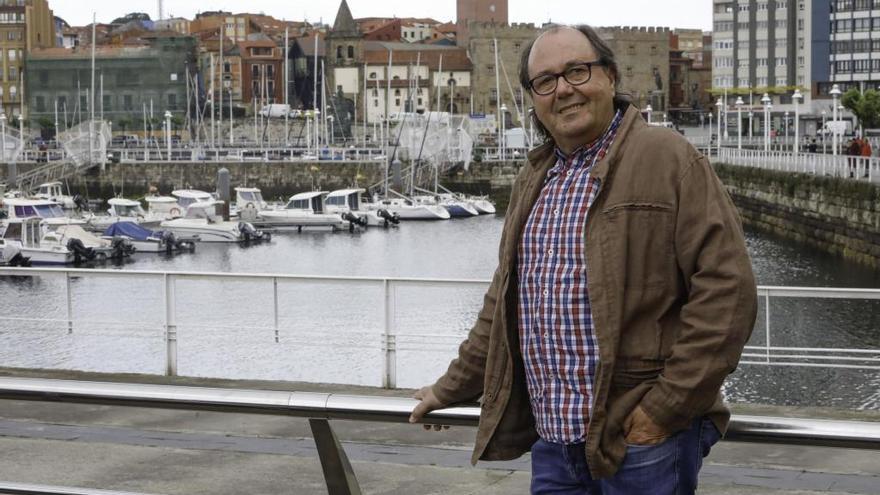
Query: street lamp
500 103 508 160
830 84 841 157
735 97 744 150
164 110 172 160
715 97 723 156
313 108 321 149
0 113 6 163
645 104 653 124
707 111 713 154
327 115 334 145
784 111 789 149
792 89 803 155
821 109 827 154
761 93 772 152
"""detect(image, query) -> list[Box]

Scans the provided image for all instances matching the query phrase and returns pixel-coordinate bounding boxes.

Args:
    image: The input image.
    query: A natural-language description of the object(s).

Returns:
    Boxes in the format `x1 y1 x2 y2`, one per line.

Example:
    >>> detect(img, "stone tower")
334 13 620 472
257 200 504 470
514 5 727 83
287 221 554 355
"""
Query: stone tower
456 0 508 44
326 0 363 70
325 0 363 137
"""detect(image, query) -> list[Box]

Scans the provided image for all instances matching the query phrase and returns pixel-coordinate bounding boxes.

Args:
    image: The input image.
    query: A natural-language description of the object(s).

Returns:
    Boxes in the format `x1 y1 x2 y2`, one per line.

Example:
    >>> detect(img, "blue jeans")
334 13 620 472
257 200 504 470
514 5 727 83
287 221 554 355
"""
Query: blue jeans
530 417 721 494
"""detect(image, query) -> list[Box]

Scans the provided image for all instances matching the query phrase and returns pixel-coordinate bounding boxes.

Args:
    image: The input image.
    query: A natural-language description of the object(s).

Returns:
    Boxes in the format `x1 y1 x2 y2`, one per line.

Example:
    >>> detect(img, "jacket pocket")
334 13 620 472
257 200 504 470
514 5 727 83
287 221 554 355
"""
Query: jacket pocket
600 201 675 289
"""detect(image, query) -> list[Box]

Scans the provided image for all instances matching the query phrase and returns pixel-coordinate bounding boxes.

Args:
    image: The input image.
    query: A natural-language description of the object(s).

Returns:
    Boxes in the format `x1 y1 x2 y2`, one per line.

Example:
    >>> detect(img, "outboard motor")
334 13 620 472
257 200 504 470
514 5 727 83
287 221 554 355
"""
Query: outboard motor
9 252 30 267
72 194 90 212
376 209 400 228
160 231 177 254
239 222 267 242
66 238 96 263
341 212 368 232
109 237 135 259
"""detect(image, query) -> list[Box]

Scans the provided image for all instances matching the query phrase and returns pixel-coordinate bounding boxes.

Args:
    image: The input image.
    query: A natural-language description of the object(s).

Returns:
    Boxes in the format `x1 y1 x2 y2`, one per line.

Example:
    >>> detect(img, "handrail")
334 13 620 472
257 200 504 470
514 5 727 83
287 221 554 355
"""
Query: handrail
0 377 878 495
0 482 155 495
1 377 878 449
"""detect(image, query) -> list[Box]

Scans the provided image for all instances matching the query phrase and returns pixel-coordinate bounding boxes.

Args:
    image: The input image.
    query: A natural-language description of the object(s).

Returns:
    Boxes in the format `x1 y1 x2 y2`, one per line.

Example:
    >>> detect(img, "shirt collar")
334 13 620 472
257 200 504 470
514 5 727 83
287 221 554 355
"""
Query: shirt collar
550 109 623 171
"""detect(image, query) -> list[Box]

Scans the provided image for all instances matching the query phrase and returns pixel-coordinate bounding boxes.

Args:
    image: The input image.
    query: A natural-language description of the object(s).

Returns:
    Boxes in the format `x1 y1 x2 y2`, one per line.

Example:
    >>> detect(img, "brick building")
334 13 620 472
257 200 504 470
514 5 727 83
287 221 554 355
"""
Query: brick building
0 0 56 117
456 0 507 44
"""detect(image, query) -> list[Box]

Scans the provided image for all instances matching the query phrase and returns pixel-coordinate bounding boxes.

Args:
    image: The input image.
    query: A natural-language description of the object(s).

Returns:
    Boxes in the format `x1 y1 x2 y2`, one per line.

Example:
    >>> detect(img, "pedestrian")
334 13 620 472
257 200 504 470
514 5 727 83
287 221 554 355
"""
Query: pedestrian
410 24 758 494
808 138 817 154
860 137 872 178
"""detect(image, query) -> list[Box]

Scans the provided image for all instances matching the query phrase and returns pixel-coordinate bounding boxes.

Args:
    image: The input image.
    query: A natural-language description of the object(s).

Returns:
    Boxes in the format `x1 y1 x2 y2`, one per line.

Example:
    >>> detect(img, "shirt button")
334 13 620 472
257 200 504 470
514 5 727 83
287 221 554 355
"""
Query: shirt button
543 332 549 338
548 249 554 255
566 170 573 176
553 209 560 216
543 290 549 296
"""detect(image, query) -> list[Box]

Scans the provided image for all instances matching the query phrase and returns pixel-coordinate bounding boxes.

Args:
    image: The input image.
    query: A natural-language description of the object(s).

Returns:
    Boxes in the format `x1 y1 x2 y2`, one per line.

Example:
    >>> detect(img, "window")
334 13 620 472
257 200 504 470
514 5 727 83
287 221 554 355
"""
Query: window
102 95 111 112
35 95 45 112
7 49 15 61
347 45 354 58
627 44 635 55
266 65 274 78
395 98 400 106
369 71 377 79
252 65 260 78
168 93 177 108
336 46 342 59
8 66 16 80
776 57 787 66
371 89 378 97
224 62 231 73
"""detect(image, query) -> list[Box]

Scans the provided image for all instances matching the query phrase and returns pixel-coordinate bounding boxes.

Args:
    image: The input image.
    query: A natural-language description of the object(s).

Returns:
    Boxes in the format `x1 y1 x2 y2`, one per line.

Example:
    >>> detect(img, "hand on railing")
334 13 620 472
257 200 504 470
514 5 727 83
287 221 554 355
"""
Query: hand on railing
409 385 450 431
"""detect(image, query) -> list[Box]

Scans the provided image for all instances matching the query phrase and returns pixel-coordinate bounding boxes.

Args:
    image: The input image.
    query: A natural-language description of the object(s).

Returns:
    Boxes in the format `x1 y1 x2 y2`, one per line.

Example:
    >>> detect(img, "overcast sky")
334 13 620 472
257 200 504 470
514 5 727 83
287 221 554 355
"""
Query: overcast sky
54 1 712 31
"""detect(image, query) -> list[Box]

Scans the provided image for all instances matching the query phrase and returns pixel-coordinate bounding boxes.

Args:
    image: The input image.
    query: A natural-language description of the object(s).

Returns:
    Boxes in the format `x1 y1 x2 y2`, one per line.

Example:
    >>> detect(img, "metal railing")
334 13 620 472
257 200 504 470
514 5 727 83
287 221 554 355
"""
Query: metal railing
0 376 878 495
715 147 880 183
1 268 879 386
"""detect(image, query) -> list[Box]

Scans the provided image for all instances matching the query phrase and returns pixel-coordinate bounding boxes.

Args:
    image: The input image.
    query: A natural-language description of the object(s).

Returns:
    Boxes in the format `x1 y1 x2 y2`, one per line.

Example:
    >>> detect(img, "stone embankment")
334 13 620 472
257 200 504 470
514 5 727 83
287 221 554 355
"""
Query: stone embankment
714 163 880 269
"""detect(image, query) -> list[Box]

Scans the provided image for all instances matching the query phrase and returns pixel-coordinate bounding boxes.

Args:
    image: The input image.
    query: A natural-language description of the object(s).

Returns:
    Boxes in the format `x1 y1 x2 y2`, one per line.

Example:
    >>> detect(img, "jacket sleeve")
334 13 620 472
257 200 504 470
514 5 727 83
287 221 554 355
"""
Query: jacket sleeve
639 154 758 432
430 167 528 406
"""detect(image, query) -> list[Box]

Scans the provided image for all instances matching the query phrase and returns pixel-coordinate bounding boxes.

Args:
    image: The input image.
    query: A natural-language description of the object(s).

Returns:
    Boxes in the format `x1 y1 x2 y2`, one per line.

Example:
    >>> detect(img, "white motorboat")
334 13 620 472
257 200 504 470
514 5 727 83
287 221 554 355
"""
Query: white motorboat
160 199 267 243
0 218 76 264
33 182 78 209
232 187 269 217
325 188 399 228
145 195 184 220
0 238 30 266
255 191 347 231
365 194 450 220
55 224 136 260
85 198 163 232
470 196 497 215
102 221 196 254
1 198 87 227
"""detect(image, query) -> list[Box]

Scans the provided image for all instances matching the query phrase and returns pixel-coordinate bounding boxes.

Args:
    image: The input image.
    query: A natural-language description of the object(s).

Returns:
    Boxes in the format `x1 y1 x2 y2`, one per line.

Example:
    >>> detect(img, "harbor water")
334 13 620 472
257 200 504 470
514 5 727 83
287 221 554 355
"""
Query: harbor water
1 215 878 410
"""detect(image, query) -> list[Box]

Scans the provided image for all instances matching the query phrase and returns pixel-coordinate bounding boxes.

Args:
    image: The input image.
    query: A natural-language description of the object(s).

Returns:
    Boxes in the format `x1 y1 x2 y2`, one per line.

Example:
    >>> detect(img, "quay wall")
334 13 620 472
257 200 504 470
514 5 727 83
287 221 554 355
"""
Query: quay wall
713 163 880 269
7 159 878 268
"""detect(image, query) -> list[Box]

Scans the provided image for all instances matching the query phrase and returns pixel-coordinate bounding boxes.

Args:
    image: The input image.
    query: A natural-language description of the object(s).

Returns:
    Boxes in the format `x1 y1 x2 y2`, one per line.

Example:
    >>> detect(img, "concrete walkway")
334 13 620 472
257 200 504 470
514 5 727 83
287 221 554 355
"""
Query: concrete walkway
0 368 878 495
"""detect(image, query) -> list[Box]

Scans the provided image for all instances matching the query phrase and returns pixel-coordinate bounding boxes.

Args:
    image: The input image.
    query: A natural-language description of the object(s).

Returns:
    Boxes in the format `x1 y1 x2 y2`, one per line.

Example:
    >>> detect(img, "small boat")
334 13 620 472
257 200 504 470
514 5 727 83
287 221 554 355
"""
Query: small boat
144 195 184 220
1 198 87 227
255 191 347 231
0 218 77 264
103 222 196 254
85 198 163 232
232 187 269 217
470 196 497 215
365 194 451 220
433 193 479 218
326 188 399 228
33 181 79 209
54 224 135 260
0 238 30 266
161 199 268 243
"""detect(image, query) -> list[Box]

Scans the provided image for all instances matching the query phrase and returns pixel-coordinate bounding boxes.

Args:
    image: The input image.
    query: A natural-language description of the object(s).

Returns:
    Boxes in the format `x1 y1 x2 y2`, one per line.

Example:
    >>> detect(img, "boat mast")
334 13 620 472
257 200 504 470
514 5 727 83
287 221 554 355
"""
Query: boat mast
89 13 96 166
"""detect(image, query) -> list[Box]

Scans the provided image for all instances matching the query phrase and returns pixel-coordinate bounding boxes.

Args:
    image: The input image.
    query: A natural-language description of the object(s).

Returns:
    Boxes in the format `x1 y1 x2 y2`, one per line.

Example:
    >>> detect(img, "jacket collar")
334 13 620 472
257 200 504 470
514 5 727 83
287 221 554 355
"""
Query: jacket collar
526 104 646 184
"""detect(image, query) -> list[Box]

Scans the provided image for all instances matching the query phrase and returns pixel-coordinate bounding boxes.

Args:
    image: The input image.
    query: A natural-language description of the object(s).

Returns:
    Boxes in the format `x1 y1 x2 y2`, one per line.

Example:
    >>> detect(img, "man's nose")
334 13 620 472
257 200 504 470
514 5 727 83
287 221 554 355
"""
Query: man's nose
555 76 576 97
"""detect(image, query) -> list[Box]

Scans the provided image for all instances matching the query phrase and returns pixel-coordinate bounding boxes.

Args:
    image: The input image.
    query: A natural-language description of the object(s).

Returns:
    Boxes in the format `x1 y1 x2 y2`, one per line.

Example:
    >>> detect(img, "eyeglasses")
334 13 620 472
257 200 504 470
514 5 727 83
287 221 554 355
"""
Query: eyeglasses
528 61 605 96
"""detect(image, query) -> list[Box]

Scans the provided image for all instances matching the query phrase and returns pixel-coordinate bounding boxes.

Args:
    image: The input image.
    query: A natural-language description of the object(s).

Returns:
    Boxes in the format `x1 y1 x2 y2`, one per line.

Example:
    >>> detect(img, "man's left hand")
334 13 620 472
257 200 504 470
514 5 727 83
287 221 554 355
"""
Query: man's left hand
624 405 670 445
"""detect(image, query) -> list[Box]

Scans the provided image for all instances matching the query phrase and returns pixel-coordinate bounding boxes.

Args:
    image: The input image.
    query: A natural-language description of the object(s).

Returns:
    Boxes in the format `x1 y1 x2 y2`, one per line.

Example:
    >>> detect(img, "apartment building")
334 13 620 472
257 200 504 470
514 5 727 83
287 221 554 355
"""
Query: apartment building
0 0 55 117
827 0 880 93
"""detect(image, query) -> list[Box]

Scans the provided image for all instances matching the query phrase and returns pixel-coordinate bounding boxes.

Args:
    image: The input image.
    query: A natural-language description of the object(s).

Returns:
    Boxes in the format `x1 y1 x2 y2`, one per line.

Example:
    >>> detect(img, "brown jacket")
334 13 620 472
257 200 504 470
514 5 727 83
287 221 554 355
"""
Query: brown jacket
430 105 758 478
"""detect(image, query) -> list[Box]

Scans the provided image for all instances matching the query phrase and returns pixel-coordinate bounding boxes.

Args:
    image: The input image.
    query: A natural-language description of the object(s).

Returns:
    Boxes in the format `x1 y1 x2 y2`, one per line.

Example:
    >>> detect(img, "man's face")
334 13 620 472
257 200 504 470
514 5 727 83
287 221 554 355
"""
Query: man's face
527 28 617 153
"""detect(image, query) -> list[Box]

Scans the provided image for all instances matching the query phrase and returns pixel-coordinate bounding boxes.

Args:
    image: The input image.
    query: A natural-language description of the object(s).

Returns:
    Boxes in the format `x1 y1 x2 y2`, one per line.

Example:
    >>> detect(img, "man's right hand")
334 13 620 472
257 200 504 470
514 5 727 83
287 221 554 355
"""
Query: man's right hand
409 385 449 431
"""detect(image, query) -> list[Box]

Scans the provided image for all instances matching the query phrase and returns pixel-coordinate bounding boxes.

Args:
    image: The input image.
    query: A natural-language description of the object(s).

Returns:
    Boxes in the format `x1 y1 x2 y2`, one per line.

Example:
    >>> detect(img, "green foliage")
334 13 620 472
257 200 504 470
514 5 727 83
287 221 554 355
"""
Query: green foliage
36 117 54 130
115 116 134 132
841 88 880 129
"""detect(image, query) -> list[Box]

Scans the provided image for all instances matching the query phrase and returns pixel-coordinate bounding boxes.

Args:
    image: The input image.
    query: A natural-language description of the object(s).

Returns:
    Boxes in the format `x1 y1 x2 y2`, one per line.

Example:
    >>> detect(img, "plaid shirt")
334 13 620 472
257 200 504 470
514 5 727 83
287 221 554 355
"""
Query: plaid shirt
517 110 623 444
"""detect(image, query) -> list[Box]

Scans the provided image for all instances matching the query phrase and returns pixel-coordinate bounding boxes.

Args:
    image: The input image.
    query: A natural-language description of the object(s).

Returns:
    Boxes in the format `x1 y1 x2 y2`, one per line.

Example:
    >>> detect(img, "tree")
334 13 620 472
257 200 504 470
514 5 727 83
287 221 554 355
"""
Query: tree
841 88 880 130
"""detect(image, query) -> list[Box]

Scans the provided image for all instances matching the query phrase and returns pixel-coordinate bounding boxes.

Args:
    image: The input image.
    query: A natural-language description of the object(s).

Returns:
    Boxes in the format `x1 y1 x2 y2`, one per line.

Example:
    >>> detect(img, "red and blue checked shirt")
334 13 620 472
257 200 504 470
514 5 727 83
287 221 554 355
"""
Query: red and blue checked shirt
517 110 623 444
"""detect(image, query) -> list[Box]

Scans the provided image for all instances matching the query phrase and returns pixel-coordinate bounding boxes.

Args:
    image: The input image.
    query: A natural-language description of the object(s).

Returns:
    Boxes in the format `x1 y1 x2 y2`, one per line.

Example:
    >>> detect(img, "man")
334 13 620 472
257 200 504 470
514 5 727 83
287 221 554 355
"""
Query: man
410 24 757 494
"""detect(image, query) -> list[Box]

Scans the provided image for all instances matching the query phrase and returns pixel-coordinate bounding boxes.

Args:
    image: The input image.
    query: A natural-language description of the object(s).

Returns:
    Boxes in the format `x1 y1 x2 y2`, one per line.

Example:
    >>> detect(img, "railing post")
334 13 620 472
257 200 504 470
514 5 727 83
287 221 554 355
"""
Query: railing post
65 271 73 335
765 291 771 364
308 418 362 495
164 273 178 376
382 279 397 389
273 277 279 343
